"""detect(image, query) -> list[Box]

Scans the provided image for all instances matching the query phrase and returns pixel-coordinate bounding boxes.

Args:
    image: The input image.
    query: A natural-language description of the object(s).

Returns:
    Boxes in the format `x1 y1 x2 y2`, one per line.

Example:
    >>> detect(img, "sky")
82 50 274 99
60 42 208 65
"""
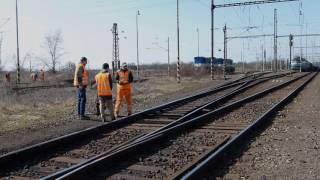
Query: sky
0 0 320 70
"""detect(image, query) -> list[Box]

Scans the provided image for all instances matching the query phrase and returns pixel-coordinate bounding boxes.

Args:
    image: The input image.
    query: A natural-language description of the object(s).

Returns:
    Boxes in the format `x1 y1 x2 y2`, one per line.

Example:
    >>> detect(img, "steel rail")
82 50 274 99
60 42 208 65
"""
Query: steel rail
42 73 289 179
39 77 250 179
42 73 288 180
55 73 309 180
181 72 317 180
134 72 288 142
0 74 254 175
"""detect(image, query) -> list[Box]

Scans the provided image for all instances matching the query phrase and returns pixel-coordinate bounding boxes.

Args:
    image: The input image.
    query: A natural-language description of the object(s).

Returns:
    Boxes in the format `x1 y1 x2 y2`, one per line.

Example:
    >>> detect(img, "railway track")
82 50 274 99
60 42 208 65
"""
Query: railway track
50 72 316 180
0 73 272 179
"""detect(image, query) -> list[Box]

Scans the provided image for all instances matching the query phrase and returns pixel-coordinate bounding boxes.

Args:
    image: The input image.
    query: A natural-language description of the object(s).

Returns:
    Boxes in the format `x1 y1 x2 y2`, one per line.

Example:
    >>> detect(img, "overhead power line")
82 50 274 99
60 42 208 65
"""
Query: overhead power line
214 0 298 8
228 33 320 39
209 0 299 79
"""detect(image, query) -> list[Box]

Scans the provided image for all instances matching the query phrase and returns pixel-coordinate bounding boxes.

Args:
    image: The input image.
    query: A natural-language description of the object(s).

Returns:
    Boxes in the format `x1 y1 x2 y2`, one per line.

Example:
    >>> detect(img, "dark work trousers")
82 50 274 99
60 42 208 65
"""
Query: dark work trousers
77 88 87 116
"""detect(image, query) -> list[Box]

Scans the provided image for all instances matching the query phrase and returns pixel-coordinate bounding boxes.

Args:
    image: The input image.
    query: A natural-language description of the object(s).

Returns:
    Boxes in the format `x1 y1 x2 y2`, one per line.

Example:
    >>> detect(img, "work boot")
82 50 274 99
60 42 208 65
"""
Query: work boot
101 115 106 123
114 113 119 119
96 103 100 116
80 115 90 120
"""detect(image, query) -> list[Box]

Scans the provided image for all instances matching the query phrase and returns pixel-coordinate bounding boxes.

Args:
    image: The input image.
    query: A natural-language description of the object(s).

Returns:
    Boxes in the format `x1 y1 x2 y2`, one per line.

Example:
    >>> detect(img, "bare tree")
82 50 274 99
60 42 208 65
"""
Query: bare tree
43 30 64 73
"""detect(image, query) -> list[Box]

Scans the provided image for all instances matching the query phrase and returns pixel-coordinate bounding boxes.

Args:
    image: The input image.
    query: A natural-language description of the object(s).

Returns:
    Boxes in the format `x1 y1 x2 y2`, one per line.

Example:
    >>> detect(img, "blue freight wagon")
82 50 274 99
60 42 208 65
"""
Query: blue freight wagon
194 57 235 73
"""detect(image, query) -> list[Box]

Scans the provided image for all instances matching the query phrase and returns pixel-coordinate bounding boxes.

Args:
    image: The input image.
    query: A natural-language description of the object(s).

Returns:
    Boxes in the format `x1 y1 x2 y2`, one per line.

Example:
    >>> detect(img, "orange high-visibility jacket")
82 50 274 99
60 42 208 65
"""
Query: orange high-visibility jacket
74 63 88 86
116 70 132 89
117 70 131 89
40 70 45 80
95 72 112 96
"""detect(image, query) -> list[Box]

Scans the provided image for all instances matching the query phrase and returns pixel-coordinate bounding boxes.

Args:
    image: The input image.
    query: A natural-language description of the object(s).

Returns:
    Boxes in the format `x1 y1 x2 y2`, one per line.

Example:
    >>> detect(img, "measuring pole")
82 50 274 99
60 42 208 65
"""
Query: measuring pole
176 0 181 83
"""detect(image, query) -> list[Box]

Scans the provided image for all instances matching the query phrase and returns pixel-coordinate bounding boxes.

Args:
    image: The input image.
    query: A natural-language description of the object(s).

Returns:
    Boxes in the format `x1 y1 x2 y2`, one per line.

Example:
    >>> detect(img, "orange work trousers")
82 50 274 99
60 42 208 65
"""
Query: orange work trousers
115 87 132 116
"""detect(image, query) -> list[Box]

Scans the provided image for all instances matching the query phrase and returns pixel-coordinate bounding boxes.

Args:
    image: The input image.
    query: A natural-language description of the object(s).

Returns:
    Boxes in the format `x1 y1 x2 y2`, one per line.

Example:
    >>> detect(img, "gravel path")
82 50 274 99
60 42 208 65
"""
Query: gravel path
218 73 320 180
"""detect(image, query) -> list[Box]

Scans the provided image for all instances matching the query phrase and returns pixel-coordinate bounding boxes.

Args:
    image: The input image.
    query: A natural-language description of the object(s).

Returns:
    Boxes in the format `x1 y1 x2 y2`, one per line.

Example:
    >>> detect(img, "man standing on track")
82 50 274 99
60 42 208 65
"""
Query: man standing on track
92 63 115 122
115 62 133 118
74 57 90 120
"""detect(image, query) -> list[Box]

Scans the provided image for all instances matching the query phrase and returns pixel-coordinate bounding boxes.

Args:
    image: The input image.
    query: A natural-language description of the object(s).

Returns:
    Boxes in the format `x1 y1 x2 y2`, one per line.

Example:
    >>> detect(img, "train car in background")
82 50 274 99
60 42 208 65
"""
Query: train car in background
213 58 235 73
194 57 235 73
290 58 313 72
194 57 211 65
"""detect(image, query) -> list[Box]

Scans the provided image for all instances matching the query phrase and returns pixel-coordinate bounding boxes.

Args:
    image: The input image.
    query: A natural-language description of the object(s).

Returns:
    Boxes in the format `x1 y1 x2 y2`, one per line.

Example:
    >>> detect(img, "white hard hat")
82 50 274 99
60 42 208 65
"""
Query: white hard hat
122 62 128 67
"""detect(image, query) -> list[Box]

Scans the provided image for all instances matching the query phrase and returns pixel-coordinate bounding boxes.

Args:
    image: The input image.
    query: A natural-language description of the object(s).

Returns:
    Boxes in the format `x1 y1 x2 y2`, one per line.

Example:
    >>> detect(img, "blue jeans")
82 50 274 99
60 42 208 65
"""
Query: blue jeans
77 88 86 116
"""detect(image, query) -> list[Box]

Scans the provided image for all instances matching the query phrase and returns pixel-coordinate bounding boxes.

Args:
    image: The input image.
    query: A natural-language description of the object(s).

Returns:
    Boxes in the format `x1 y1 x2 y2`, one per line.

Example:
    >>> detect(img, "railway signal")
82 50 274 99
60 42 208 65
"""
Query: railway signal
289 34 293 70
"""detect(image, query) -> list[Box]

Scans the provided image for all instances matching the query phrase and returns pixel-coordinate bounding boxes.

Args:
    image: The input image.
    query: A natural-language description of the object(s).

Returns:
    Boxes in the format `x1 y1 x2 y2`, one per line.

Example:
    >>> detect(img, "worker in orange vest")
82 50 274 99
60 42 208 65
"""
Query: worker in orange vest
74 57 90 120
92 63 115 122
39 69 45 81
115 62 133 117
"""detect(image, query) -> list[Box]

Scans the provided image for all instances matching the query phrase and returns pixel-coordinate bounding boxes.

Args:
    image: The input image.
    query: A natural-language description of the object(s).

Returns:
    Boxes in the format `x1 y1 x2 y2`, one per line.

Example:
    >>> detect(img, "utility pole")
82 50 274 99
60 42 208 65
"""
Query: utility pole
305 23 308 61
176 0 181 83
242 40 245 73
0 32 3 68
136 10 141 80
256 52 259 71
197 28 200 57
261 43 264 72
274 8 278 72
264 49 267 71
211 0 214 80
167 37 170 78
16 0 21 83
223 24 227 80
241 50 244 73
112 23 120 77
299 2 302 73
29 59 32 72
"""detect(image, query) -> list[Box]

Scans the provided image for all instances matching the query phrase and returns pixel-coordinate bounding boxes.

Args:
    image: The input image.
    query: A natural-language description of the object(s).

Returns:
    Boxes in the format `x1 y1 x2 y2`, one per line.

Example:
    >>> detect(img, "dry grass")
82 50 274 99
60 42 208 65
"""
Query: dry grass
0 87 75 133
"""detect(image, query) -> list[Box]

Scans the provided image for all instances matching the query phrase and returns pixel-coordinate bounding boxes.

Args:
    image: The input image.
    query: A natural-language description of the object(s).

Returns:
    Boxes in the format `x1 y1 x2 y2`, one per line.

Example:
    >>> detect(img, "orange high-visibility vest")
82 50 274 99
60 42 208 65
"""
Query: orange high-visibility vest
95 72 112 96
117 70 131 89
74 63 88 86
40 70 45 81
